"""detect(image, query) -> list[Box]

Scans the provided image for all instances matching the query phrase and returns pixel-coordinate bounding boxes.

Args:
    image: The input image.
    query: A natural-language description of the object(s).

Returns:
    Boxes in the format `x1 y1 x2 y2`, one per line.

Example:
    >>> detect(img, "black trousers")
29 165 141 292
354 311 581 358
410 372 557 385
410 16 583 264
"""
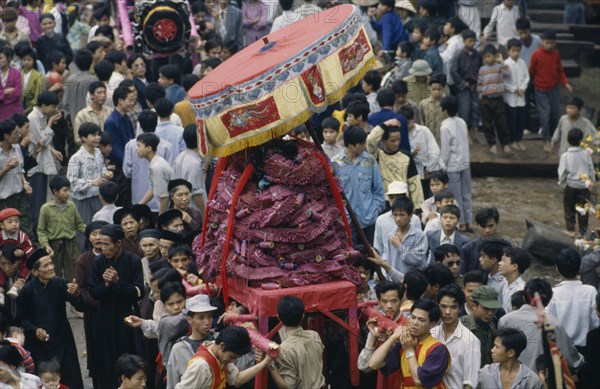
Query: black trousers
480 96 510 147
563 186 590 234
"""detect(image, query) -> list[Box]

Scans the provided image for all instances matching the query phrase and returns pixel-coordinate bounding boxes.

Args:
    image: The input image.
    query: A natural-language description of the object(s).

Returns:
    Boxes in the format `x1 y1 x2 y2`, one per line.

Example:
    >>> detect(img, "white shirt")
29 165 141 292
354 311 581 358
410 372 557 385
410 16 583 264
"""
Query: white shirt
66 146 107 200
483 3 520 46
440 116 470 173
271 10 299 32
27 107 57 176
440 34 464 85
373 210 422 256
502 276 525 313
408 124 442 179
545 280 600 347
503 57 530 107
440 230 455 245
431 321 481 389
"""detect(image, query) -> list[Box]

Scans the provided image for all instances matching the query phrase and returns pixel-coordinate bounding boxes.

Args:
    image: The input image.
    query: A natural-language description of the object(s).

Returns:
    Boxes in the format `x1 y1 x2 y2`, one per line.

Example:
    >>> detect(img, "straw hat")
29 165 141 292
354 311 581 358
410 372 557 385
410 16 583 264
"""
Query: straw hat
394 0 416 12
351 0 379 7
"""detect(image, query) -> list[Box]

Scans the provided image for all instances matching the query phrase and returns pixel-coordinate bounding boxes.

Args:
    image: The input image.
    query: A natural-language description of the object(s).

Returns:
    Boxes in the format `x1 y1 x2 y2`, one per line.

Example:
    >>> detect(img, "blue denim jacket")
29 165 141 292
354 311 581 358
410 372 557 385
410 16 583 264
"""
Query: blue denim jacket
332 150 385 228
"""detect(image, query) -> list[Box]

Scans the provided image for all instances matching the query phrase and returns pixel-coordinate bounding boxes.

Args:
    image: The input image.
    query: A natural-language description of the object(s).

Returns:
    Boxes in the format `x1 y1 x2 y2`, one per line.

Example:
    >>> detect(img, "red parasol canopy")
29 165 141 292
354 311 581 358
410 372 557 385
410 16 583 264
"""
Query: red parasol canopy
189 4 375 156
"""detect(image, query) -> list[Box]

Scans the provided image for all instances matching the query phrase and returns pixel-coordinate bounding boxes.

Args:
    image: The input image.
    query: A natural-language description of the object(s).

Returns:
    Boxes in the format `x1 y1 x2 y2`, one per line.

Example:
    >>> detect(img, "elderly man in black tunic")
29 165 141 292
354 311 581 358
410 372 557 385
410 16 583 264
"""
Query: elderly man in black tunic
17 248 85 389
90 224 144 388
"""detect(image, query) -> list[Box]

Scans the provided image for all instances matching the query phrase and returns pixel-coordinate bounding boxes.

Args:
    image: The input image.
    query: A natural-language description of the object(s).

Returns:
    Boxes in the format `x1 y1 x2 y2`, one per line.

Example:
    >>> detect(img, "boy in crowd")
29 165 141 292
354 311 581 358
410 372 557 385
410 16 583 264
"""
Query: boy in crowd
418 27 443 76
345 101 372 134
154 98 186 155
400 106 440 194
333 126 385 244
373 181 422 261
94 60 116 109
158 65 186 105
440 95 472 231
499 247 531 313
167 294 218 388
125 110 173 214
137 133 173 215
432 284 481 389
423 189 455 232
434 244 464 286
173 125 207 215
385 197 428 274
481 0 520 49
392 80 422 124
516 18 541 67
503 38 530 152
0 241 29 324
558 128 595 238
452 29 482 144
530 30 573 153
66 123 110 224
421 170 453 224
419 73 446 144
38 360 67 389
441 17 466 94
477 328 543 389
427 204 470 263
367 118 423 206
460 270 487 317
92 181 120 223
545 248 599 348
461 207 501 274
460 285 502 367
37 176 85 282
478 44 512 155
550 97 599 156
479 238 511 301
361 70 382 114
320 117 342 160
368 89 411 153
27 92 62 233
403 59 433 105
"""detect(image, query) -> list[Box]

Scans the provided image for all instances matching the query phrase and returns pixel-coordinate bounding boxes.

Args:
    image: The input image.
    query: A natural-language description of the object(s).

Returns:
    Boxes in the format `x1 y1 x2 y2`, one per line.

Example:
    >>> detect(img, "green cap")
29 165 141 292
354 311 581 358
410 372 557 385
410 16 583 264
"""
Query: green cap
472 286 502 309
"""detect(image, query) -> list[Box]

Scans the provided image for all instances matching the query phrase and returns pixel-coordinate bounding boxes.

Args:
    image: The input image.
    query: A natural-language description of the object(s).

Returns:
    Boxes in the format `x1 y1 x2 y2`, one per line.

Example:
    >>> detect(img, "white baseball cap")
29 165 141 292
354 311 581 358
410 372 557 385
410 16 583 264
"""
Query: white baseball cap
185 294 218 314
386 181 408 196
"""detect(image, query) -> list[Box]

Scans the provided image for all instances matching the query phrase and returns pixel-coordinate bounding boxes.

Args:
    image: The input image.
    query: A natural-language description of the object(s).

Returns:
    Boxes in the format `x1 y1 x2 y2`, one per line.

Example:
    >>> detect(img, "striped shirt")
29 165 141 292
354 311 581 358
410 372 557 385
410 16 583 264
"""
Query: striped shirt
477 63 510 98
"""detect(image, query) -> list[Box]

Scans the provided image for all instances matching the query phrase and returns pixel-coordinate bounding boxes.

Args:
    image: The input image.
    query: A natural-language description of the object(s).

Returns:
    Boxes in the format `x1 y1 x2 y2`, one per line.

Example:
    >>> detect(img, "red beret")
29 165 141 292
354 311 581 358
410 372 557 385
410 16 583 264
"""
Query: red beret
0 208 20 222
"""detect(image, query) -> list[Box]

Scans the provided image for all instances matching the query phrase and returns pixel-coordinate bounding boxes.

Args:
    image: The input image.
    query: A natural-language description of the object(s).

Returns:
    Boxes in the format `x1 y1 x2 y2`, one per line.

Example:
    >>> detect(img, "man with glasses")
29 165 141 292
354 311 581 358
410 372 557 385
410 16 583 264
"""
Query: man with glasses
433 243 465 287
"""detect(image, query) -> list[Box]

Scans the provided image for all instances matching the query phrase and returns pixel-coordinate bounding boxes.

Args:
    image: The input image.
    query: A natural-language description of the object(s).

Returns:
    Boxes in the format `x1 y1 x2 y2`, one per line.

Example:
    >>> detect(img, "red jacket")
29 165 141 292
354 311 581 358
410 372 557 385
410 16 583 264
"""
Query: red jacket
529 48 568 91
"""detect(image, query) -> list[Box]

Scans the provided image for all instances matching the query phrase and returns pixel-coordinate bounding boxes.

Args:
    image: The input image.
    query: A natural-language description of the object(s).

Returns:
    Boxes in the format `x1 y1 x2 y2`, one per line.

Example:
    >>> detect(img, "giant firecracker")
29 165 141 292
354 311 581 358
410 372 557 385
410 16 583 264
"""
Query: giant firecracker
193 139 362 288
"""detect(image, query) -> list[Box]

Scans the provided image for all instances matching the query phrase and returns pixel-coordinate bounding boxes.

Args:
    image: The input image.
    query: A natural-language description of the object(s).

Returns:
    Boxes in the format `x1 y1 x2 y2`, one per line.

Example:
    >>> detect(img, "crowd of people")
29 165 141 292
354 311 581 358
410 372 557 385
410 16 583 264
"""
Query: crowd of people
0 0 598 388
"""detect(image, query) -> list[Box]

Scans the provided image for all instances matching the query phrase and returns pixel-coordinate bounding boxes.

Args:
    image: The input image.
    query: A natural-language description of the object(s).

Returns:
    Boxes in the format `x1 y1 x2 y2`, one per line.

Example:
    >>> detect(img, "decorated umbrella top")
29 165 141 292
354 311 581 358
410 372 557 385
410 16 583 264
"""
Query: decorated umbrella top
189 4 375 157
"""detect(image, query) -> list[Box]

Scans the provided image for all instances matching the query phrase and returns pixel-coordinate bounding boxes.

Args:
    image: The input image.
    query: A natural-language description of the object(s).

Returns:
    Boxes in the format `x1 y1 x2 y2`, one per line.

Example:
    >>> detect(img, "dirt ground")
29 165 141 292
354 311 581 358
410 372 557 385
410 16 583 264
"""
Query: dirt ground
468 176 598 285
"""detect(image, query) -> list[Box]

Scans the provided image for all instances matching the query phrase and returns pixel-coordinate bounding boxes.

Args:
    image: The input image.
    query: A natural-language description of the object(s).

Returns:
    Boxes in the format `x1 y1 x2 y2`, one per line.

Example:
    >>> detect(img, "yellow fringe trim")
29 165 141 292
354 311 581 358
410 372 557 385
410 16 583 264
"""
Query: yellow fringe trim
209 110 314 157
208 56 376 157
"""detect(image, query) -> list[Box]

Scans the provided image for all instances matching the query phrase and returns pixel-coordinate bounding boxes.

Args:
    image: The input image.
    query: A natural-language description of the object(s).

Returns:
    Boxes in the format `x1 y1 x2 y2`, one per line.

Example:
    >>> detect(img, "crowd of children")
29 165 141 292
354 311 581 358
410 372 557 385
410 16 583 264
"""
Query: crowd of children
0 0 598 388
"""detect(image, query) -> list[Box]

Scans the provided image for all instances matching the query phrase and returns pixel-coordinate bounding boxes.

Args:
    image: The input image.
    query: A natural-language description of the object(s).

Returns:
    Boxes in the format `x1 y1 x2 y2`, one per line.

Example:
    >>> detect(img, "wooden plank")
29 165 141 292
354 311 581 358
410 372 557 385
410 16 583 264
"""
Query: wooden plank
531 22 570 33
528 9 565 24
569 25 600 44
